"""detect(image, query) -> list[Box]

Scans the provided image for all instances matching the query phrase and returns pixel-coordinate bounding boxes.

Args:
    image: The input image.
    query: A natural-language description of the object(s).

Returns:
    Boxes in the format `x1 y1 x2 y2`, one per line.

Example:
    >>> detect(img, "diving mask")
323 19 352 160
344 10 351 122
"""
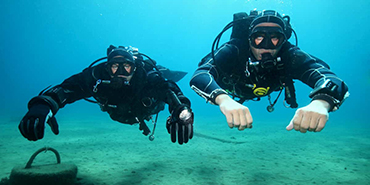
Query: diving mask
108 57 136 77
250 26 286 49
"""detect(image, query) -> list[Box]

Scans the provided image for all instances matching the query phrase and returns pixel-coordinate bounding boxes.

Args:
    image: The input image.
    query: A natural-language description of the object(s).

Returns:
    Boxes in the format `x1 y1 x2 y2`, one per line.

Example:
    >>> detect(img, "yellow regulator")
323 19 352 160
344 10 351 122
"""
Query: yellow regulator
252 84 270 96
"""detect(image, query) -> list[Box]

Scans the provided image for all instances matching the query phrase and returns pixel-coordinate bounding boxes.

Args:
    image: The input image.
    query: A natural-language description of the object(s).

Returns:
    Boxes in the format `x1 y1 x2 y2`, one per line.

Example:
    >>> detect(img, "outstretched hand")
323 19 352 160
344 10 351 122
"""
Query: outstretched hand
216 94 253 130
166 108 194 145
286 100 330 133
19 104 59 141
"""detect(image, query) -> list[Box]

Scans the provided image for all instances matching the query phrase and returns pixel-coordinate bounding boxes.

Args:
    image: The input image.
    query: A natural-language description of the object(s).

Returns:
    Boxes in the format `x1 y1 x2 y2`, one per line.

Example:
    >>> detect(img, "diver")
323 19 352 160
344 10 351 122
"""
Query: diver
19 45 194 145
190 10 349 133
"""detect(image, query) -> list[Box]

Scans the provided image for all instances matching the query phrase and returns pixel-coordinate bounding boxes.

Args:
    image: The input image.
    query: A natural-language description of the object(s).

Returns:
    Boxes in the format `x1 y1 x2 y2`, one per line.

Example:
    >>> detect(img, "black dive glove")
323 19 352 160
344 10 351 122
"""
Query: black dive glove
166 104 194 145
19 104 59 141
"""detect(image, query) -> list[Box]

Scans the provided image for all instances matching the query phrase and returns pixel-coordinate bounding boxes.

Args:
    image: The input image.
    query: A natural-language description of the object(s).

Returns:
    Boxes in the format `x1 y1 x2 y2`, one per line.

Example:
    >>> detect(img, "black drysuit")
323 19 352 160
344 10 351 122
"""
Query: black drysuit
190 39 349 110
30 61 191 127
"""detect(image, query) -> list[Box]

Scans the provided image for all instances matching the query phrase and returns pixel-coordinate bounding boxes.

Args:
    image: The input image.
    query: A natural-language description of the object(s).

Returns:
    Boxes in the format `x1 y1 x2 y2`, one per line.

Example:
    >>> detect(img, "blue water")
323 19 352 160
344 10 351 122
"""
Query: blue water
1 0 369 124
0 0 369 184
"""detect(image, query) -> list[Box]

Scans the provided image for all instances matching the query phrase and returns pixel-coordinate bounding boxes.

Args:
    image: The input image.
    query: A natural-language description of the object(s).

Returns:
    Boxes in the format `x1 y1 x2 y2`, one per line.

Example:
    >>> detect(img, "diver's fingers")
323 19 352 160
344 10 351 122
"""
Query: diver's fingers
315 115 328 132
19 119 28 139
232 110 241 128
237 108 247 130
224 112 234 128
245 108 253 128
178 124 184 145
308 114 319 132
299 115 310 133
171 124 177 143
286 118 294 131
292 109 303 131
27 117 37 141
189 123 193 139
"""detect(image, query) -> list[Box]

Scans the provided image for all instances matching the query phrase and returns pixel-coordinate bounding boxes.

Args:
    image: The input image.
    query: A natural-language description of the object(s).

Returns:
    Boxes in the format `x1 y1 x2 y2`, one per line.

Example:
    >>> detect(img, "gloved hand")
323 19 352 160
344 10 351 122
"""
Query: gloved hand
19 104 59 141
166 106 194 144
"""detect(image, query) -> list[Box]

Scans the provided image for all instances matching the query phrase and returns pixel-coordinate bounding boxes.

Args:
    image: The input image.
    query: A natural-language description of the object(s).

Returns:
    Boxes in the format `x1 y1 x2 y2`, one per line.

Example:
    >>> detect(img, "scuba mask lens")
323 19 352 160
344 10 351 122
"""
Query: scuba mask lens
111 63 134 76
250 26 286 49
109 57 136 76
108 62 135 88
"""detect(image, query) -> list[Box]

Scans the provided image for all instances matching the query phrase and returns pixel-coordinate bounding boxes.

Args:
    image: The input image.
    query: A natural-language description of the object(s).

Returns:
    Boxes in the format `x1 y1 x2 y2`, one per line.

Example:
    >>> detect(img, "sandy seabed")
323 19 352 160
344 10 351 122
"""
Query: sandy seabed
0 116 369 185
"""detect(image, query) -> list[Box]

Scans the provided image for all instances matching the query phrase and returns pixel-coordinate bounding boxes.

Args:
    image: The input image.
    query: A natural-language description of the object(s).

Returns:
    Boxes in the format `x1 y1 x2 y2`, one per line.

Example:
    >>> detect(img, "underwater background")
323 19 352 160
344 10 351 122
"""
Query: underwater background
0 0 369 185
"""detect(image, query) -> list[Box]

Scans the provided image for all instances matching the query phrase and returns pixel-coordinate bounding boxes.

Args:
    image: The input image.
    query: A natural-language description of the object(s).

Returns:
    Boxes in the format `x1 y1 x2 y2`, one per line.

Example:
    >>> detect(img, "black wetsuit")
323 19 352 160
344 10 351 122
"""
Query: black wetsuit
30 60 191 126
190 39 349 110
